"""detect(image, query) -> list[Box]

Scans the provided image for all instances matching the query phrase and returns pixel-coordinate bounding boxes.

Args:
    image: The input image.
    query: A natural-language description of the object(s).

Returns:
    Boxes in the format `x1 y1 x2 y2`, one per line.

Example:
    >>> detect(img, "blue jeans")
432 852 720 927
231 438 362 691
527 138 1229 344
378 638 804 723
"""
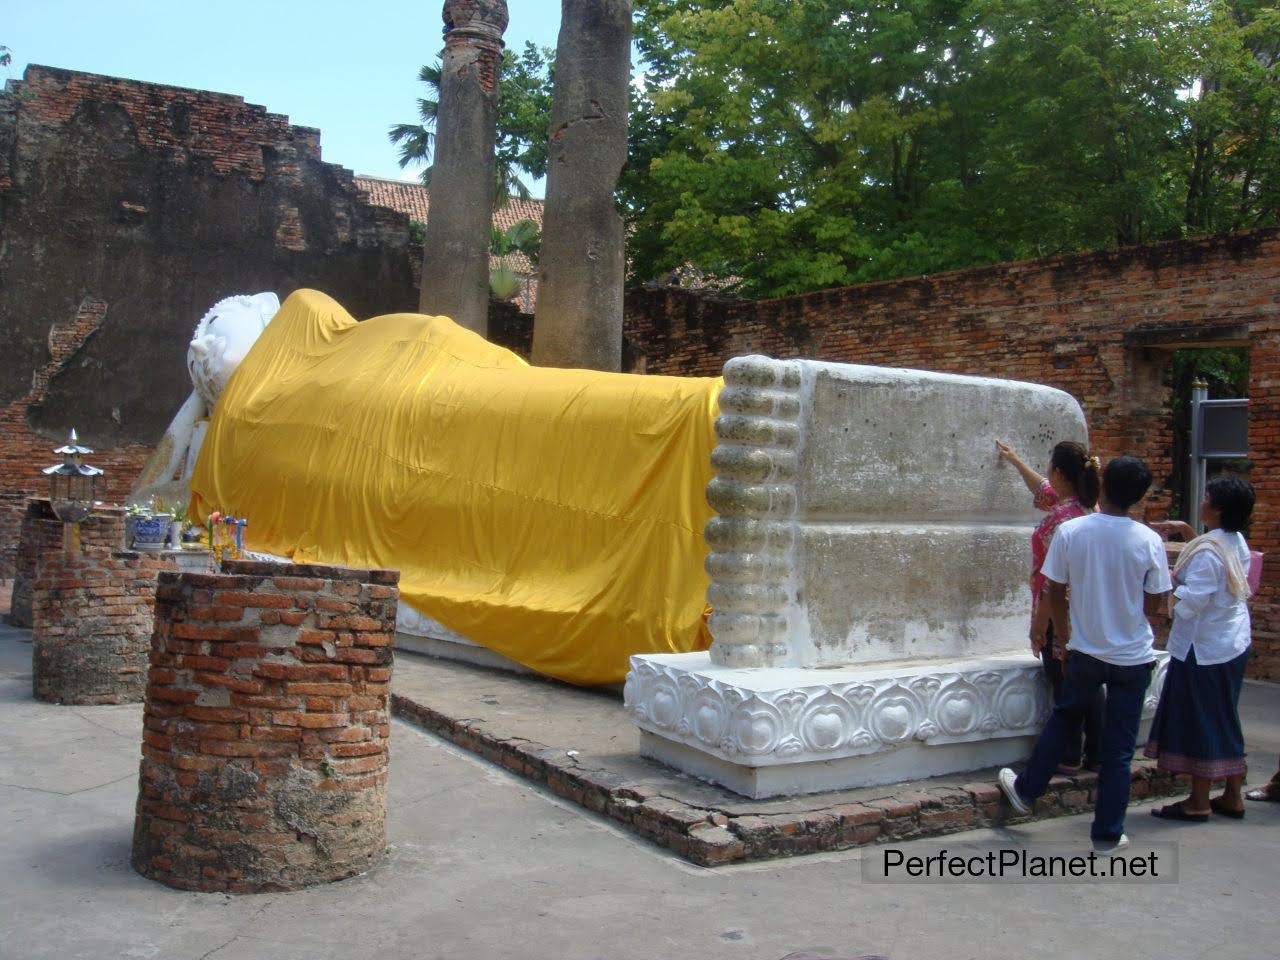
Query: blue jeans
1041 624 1105 768
1015 652 1155 842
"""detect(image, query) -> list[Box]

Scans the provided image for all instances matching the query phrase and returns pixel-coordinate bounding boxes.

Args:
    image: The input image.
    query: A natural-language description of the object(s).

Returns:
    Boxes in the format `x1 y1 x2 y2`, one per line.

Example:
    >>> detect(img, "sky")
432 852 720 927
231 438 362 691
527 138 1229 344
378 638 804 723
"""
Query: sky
5 1 567 192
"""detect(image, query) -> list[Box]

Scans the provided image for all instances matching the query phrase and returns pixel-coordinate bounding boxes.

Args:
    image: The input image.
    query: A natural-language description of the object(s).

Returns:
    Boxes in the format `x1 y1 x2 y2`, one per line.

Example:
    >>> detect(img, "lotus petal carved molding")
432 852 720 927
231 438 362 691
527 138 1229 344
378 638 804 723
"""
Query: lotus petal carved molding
626 653 1170 768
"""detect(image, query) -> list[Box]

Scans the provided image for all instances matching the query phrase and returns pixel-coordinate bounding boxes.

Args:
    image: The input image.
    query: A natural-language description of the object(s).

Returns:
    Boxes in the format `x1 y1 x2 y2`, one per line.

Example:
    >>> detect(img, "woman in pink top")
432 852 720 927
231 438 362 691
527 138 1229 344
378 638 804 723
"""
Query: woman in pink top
997 439 1103 773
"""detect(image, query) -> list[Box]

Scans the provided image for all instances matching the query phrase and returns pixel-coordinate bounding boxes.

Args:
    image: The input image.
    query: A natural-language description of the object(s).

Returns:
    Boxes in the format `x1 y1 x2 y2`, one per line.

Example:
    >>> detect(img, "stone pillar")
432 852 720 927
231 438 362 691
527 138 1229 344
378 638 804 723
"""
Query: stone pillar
418 0 509 335
132 560 399 893
10 499 126 627
32 548 179 704
531 0 632 371
626 356 1170 797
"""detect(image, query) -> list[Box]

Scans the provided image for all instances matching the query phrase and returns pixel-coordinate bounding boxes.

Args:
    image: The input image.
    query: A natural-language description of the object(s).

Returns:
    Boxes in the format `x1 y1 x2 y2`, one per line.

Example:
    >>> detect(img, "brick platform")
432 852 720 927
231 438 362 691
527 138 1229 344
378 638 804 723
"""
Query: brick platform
32 547 177 704
390 654 1191 867
132 560 399 893
10 499 126 627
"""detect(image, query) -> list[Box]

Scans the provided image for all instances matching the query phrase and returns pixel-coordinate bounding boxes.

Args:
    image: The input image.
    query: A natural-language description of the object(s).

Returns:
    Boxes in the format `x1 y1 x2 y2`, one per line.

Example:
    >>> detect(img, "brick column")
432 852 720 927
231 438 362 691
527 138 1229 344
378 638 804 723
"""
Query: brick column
10 498 126 627
132 560 399 893
32 548 177 704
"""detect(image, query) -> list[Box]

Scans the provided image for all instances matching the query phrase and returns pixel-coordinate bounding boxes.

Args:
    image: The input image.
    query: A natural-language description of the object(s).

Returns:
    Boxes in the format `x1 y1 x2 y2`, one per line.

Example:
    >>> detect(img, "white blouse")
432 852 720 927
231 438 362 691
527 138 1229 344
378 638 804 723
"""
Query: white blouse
1168 529 1251 666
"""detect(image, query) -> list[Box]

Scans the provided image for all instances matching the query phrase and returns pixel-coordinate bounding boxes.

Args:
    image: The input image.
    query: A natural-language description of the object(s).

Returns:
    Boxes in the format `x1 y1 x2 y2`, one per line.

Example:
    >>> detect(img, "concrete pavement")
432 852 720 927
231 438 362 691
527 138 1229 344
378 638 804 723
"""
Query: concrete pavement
1 623 1277 960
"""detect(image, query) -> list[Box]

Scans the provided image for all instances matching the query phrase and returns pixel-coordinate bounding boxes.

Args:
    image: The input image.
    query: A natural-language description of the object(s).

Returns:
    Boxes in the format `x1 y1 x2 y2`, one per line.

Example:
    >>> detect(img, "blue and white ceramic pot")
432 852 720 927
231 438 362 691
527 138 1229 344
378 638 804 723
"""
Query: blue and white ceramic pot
132 514 173 552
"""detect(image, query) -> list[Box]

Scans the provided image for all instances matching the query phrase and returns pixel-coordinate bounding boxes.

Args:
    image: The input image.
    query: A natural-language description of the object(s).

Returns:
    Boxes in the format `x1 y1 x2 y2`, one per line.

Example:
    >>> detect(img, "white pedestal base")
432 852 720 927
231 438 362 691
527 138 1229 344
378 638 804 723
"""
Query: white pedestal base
626 651 1168 798
640 729 1040 798
394 631 532 674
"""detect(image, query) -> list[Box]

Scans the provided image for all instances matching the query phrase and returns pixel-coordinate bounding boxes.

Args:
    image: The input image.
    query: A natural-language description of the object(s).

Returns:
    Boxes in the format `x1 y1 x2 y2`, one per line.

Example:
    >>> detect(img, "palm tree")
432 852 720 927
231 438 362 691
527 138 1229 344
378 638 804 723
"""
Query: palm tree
389 58 536 207
489 218 541 299
387 63 440 173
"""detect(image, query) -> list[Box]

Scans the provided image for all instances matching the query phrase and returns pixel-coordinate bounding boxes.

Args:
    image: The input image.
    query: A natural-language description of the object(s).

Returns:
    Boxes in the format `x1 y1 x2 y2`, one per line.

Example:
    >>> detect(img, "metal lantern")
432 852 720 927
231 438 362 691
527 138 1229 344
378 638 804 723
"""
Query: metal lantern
42 428 103 552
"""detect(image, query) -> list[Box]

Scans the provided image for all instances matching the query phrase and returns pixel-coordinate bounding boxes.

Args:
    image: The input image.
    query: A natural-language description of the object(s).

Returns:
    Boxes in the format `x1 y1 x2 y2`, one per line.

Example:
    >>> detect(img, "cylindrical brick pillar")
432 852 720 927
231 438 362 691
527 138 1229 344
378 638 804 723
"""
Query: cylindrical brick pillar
11 498 126 627
132 560 399 893
32 548 177 704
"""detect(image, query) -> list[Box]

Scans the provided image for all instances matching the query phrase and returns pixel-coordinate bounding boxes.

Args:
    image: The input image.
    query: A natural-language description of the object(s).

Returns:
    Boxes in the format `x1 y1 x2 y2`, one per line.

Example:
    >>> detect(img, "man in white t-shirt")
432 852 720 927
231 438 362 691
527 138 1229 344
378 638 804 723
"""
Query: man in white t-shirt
998 454 1172 851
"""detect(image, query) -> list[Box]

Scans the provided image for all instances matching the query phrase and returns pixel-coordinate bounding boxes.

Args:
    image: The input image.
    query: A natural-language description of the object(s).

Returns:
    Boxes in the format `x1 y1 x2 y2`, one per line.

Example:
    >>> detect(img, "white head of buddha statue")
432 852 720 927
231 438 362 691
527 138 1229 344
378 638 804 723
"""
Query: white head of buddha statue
187 292 281 409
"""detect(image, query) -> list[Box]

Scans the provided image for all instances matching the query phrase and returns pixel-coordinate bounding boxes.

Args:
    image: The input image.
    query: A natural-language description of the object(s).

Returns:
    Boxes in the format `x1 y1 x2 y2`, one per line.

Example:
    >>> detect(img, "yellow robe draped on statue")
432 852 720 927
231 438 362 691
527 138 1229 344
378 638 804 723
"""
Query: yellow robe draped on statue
190 289 721 684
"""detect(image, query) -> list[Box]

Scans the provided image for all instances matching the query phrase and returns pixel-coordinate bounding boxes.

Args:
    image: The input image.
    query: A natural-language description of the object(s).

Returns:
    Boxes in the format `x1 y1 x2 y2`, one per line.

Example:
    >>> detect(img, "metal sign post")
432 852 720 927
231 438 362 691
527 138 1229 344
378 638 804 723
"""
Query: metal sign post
1189 380 1207 533
1188 378 1249 534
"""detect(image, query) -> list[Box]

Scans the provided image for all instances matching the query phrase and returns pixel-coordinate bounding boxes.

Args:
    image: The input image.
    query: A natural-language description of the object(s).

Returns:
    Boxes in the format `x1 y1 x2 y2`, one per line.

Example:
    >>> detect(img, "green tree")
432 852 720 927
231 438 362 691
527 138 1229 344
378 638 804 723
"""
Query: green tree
965 0 1195 251
496 42 555 189
390 42 554 206
1183 1 1280 233
623 0 1280 298
625 0 1012 296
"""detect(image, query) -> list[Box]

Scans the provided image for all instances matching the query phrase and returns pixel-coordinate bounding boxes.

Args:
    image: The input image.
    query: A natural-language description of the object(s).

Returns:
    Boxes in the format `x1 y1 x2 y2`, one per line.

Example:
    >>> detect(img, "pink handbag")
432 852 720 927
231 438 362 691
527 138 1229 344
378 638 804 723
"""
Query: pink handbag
1248 551 1264 595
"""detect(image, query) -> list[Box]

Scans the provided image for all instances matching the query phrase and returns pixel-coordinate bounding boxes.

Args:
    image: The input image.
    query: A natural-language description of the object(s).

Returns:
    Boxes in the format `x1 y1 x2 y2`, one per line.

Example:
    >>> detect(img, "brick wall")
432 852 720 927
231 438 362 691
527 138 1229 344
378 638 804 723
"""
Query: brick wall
32 547 178 704
9 499 126 626
625 229 1280 678
8 69 323 179
0 491 28 579
132 559 398 893
0 65 419 538
0 293 154 541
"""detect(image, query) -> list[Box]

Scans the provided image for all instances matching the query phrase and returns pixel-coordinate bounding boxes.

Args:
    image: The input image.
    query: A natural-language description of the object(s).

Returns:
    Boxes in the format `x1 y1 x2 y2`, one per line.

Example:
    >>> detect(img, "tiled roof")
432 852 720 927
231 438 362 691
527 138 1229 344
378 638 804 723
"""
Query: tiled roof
355 176 434 222
354 175 543 278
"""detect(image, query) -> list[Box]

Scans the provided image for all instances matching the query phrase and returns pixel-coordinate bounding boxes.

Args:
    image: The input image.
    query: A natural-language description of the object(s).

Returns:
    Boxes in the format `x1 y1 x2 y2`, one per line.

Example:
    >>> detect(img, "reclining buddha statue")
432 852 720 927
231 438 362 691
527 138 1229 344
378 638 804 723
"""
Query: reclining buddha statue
127 280 1131 803
133 287 1142 794
132 289 722 685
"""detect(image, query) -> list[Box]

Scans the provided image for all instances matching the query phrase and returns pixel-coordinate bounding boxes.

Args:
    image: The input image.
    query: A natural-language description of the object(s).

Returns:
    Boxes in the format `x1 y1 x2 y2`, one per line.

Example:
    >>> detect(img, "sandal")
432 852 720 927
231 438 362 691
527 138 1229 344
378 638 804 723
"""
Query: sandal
1150 802 1209 822
1245 783 1280 802
1209 797 1245 820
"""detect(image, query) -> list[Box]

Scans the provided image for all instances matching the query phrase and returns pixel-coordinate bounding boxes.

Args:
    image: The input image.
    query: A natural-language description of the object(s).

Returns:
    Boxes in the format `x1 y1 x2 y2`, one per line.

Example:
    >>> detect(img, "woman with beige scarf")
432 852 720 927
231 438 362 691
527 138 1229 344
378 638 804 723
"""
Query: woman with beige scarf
1145 475 1256 821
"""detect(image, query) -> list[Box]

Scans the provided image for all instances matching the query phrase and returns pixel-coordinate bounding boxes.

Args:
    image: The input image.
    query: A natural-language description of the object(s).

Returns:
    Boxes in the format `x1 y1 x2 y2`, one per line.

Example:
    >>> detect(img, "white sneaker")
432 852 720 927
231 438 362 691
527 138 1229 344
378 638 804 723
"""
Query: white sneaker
998 767 1030 815
1092 834 1130 853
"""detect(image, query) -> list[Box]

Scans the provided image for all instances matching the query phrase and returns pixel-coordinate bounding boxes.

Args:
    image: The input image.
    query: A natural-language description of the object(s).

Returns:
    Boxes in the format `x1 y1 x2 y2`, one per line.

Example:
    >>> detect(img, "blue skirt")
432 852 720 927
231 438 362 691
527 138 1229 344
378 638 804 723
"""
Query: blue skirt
1143 646 1249 778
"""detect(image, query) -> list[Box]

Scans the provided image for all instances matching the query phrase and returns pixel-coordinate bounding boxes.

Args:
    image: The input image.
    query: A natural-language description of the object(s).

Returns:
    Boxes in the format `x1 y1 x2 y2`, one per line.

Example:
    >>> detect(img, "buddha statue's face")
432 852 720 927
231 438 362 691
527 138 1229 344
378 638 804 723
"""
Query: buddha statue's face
187 292 280 409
